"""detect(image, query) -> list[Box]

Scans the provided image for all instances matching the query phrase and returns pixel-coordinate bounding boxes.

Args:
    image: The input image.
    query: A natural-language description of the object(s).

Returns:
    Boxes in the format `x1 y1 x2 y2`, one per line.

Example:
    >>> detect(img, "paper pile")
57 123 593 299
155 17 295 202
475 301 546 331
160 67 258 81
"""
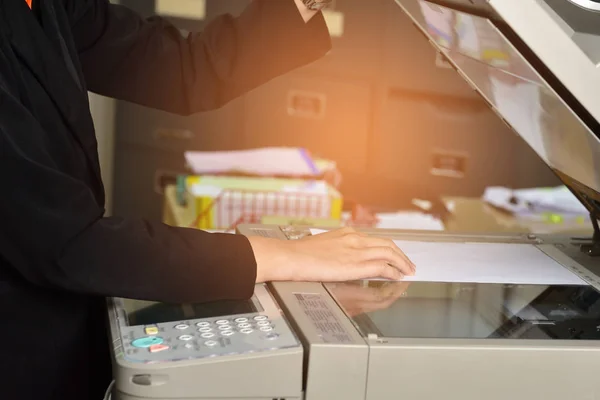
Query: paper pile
184 147 320 178
185 176 343 230
482 186 588 216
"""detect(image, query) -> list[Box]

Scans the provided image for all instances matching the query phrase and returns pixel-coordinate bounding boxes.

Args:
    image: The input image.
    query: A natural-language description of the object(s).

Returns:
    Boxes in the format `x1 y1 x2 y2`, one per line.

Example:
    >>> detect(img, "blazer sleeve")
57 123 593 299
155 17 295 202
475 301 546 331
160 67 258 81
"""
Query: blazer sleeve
66 0 332 115
0 87 257 303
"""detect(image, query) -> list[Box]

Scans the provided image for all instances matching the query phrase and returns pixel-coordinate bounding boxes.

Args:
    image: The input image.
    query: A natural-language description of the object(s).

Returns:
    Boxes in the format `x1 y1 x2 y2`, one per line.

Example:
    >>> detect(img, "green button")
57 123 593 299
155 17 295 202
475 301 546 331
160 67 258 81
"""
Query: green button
132 336 164 348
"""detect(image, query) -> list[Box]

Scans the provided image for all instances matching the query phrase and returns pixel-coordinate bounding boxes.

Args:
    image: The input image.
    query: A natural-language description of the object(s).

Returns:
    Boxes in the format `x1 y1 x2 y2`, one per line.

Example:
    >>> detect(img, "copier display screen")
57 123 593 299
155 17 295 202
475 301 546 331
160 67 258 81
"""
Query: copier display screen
123 298 261 326
327 281 600 340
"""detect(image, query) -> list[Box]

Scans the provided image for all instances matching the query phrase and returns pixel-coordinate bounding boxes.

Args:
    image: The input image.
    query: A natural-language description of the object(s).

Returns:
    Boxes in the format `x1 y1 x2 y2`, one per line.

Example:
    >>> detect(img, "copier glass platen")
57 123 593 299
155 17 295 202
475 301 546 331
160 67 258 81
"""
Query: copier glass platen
108 1 600 399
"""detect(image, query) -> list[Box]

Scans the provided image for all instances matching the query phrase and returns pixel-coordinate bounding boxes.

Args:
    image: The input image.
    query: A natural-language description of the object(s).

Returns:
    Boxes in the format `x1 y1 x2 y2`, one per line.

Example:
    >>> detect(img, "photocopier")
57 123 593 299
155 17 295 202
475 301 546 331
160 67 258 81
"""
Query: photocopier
107 1 600 399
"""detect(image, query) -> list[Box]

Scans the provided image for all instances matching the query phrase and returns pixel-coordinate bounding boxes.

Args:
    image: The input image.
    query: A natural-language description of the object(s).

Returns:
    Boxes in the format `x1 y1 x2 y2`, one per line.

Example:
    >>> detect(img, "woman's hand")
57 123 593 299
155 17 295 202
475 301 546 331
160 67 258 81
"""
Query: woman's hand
248 227 415 283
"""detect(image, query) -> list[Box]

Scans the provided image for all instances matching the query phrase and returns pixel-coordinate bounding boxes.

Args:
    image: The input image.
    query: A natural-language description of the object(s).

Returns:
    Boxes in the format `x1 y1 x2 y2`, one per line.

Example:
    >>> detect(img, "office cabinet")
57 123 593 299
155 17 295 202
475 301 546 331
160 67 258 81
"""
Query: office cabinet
115 98 245 153
111 0 560 222
370 90 554 198
373 93 515 196
381 0 477 98
242 74 372 174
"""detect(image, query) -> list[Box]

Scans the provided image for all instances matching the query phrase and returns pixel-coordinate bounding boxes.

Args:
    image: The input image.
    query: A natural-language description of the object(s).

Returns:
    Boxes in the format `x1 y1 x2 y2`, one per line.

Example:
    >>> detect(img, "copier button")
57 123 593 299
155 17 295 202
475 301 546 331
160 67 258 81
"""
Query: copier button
253 315 268 321
178 335 194 341
256 321 271 327
237 323 252 329
240 328 254 334
204 340 218 347
215 320 229 325
221 330 235 337
144 326 159 335
149 344 169 353
196 322 210 328
174 324 189 330
198 327 213 333
234 317 248 323
201 333 215 339
260 326 273 332
132 336 164 348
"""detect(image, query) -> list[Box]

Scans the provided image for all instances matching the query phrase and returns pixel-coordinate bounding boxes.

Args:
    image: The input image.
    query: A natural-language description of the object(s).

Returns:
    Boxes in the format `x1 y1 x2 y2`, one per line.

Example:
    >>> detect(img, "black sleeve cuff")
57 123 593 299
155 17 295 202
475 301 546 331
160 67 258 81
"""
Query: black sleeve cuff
187 231 258 302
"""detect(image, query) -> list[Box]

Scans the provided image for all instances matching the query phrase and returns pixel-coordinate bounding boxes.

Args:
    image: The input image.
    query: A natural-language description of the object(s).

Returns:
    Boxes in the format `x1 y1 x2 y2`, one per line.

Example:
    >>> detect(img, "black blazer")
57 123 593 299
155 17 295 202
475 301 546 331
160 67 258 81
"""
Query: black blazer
0 1 330 398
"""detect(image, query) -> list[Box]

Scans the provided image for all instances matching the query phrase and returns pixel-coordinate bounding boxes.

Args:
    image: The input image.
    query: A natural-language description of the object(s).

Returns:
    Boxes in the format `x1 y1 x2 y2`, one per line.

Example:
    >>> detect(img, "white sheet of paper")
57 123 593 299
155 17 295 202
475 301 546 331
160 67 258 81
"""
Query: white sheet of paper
309 229 585 285
375 212 444 231
184 147 318 177
392 241 585 285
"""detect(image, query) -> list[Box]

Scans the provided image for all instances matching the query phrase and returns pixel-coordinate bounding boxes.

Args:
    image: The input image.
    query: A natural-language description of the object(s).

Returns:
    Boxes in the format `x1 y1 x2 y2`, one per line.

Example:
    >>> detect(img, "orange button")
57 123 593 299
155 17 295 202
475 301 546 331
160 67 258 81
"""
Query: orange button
149 344 169 353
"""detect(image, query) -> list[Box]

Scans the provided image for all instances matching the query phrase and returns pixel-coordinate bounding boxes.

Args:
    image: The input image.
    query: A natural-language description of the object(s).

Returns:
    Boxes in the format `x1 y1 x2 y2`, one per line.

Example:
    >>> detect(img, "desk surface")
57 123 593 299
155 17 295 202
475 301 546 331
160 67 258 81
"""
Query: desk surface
162 185 592 235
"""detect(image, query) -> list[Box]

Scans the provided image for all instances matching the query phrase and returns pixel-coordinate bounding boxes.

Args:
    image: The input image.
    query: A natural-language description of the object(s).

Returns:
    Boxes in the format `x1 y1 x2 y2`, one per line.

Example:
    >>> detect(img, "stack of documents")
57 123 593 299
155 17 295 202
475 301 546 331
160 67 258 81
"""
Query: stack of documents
185 176 343 230
184 147 320 178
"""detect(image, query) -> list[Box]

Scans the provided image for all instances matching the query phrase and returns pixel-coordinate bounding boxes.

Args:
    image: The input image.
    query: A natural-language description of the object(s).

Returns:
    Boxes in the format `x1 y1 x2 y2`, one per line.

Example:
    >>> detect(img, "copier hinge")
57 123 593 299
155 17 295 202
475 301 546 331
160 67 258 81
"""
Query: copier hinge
580 214 600 257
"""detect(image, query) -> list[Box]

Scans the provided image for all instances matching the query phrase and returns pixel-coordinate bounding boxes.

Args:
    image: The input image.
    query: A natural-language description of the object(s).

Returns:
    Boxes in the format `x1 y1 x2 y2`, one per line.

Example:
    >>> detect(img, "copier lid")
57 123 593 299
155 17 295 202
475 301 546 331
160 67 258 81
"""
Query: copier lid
394 0 600 215
325 281 600 340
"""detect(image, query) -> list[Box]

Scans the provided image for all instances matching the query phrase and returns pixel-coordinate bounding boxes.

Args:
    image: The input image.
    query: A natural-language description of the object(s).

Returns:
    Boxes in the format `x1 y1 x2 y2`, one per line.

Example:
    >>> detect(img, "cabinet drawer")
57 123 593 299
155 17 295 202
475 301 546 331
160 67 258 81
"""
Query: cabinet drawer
243 74 371 174
115 97 245 153
371 91 518 197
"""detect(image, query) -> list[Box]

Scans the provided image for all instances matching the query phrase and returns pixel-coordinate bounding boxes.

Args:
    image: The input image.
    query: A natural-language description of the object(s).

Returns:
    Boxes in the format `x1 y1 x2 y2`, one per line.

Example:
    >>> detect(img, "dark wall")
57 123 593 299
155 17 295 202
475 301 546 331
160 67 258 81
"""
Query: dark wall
112 0 558 220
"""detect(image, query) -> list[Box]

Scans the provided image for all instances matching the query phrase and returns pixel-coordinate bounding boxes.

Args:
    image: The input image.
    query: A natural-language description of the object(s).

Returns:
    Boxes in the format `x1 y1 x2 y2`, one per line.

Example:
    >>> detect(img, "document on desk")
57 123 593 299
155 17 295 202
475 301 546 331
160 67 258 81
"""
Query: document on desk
184 147 319 177
310 230 586 285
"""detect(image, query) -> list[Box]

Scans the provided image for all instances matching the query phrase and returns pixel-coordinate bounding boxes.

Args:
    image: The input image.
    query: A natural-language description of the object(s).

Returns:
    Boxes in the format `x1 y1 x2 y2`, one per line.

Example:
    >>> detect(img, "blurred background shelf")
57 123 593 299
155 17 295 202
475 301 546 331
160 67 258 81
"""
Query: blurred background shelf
103 0 559 225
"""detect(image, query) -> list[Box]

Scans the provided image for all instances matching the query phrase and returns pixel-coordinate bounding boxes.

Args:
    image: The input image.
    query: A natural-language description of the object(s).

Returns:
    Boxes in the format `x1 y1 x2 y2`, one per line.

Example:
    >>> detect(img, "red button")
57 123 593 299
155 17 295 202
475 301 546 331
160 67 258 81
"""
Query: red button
149 344 169 353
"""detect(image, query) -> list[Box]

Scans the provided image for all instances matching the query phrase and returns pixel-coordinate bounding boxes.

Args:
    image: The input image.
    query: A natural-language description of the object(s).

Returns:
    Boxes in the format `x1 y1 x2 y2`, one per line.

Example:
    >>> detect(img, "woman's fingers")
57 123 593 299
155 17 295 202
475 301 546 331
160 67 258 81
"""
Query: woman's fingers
356 236 416 273
357 246 414 277
356 259 405 281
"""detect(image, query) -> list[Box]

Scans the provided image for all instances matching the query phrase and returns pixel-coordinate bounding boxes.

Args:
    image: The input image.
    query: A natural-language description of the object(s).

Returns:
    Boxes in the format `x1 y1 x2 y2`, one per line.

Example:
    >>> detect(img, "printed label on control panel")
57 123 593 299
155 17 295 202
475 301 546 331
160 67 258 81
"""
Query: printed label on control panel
294 293 352 344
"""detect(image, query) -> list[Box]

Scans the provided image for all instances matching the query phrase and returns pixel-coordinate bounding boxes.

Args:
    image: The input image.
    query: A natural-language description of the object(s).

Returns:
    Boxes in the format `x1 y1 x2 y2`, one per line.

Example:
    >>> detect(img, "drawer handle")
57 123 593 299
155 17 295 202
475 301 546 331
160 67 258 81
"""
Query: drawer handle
430 151 468 179
154 169 186 195
425 101 486 121
154 128 195 141
287 90 327 119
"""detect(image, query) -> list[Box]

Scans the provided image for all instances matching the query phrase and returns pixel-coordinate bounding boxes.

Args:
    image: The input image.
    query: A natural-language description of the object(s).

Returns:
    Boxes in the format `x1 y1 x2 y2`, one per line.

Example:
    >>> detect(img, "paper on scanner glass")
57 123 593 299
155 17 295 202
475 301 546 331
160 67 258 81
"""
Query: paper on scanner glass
107 1 600 399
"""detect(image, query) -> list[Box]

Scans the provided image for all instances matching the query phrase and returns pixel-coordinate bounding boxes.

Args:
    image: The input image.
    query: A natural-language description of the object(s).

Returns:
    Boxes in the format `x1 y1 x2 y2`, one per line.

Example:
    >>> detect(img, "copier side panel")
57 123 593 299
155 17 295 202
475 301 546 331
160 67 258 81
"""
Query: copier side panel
366 341 600 400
